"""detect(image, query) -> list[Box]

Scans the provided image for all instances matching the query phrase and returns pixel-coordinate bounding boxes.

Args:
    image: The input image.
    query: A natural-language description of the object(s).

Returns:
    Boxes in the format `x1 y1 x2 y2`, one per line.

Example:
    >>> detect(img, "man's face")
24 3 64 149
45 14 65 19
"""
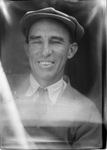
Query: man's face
25 18 77 86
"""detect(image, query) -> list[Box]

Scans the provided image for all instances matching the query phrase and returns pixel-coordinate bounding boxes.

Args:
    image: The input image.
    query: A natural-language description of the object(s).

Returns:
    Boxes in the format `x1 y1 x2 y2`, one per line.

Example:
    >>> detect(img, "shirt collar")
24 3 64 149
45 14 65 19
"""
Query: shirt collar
25 74 67 104
47 79 67 104
25 74 39 97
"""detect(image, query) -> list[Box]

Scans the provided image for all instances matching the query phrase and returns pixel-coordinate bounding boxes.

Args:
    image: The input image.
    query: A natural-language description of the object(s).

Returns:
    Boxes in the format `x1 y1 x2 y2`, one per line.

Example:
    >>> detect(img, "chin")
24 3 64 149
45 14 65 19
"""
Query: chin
32 65 60 81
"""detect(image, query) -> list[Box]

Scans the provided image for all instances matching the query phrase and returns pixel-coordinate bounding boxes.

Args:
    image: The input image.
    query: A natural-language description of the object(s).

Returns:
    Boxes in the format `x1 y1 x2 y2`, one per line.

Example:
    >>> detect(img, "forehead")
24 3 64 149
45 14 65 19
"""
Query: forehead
29 18 71 35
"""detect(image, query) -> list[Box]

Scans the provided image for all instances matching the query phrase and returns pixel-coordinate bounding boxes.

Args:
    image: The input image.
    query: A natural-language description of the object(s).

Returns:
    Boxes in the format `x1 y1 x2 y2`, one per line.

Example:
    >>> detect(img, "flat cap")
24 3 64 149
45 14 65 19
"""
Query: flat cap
20 7 84 42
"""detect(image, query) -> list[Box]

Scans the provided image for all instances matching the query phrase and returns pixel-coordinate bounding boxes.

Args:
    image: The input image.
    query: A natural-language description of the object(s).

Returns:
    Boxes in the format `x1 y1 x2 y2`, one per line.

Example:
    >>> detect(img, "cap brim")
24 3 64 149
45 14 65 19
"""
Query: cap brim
20 12 84 42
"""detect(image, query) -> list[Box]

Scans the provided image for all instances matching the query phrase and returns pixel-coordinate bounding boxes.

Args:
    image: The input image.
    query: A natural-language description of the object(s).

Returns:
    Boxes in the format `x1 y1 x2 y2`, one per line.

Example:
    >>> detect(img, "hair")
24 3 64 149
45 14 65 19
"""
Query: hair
25 17 75 44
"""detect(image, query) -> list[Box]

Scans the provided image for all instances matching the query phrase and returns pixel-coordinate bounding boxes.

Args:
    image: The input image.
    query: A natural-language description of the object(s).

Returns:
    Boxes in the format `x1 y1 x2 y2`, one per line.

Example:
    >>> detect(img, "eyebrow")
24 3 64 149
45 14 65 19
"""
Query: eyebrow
50 36 65 43
29 35 65 43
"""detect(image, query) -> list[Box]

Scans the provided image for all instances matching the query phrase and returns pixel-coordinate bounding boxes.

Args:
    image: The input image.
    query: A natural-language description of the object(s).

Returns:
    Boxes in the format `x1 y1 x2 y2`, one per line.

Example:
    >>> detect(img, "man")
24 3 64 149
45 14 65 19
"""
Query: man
2 7 102 149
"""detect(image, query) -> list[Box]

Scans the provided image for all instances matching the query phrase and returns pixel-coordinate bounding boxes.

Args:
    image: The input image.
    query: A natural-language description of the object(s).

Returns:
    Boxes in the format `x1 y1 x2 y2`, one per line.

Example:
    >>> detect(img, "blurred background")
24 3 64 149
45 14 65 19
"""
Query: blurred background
0 0 106 120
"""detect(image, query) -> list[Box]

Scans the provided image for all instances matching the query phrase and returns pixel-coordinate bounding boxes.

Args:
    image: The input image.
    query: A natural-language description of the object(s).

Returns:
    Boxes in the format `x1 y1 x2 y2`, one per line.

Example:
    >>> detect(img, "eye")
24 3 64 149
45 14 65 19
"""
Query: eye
33 40 42 44
30 40 43 46
49 37 65 45
53 41 61 44
50 40 62 44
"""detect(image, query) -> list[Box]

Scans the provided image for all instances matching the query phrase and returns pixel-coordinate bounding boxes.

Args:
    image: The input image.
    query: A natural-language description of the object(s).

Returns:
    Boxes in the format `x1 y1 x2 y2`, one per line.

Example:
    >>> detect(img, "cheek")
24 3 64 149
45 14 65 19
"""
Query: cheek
56 48 69 63
28 47 38 59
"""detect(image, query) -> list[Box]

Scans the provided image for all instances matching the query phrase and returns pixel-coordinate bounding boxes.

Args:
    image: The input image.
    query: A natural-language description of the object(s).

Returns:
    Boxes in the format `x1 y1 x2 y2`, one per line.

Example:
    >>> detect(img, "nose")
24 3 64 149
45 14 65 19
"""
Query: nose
41 42 52 57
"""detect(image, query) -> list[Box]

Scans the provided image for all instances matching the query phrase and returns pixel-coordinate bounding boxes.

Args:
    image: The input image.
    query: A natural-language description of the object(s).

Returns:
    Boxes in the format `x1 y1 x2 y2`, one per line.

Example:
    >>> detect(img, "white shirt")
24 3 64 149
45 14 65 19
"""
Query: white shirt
25 74 67 104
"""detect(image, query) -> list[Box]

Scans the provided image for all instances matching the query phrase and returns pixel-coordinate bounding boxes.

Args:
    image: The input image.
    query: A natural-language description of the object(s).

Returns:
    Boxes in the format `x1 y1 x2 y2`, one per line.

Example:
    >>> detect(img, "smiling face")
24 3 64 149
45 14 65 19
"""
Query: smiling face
25 18 78 87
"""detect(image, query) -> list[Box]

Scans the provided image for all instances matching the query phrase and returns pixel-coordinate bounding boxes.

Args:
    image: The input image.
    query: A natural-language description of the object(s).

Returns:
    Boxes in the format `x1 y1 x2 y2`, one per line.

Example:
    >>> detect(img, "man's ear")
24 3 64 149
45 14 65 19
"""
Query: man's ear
67 42 78 59
24 43 29 57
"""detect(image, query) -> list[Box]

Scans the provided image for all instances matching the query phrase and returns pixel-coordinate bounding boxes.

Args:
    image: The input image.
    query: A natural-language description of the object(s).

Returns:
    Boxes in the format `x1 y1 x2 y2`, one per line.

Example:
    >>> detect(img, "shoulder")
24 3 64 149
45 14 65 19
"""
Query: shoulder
7 73 29 83
61 83 102 123
7 73 30 94
63 83 94 106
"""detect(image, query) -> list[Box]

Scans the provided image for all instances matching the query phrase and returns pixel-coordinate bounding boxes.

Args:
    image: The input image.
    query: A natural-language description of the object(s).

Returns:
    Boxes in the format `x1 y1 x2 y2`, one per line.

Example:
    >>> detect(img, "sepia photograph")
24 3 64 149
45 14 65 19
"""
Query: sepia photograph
0 0 106 149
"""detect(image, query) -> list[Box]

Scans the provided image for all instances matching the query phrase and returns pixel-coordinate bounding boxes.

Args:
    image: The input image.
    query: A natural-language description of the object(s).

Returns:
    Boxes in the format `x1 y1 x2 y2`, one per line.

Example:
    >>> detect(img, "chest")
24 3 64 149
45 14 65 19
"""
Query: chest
13 93 88 127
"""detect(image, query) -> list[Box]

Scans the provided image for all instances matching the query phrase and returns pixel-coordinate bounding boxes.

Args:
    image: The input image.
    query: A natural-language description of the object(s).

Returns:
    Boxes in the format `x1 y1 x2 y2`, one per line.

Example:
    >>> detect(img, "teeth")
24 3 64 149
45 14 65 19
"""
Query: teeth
39 62 53 65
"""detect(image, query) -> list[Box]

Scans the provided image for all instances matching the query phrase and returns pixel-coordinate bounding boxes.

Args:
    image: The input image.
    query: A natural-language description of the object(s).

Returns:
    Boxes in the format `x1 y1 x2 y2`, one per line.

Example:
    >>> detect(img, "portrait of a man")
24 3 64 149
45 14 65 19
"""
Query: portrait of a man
0 0 105 149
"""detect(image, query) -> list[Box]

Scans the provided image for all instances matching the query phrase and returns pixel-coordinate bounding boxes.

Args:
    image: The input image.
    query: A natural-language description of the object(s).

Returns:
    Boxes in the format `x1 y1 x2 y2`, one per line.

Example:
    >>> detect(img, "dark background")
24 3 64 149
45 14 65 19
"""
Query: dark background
0 0 106 113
